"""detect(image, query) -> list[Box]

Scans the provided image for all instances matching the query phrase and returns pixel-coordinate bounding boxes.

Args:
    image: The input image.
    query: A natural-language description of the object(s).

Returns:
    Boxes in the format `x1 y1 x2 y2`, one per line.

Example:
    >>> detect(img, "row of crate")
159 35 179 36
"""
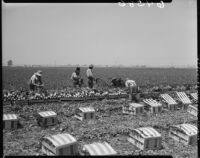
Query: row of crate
3 95 198 155
3 91 197 107
123 91 197 117
3 92 198 130
4 122 197 156
3 93 129 106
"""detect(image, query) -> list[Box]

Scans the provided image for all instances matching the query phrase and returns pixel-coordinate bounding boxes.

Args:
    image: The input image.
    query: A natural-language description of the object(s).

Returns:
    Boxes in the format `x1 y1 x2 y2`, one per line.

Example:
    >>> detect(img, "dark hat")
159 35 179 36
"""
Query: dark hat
76 67 80 71
89 64 94 68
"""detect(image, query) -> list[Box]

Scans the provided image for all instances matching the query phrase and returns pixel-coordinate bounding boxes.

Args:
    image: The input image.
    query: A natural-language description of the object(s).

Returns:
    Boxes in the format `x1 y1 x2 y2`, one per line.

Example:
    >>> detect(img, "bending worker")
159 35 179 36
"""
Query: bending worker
29 70 44 91
71 67 83 88
125 78 138 102
86 64 95 89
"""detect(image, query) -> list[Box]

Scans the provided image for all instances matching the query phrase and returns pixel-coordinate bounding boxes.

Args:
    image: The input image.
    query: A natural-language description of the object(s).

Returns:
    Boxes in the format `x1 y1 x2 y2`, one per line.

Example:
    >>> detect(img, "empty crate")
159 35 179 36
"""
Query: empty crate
176 92 192 109
82 142 117 155
37 111 58 127
187 104 197 117
41 133 78 155
160 94 178 111
74 107 95 121
169 123 197 146
128 127 162 150
3 114 18 130
123 103 144 115
190 93 198 103
143 99 162 114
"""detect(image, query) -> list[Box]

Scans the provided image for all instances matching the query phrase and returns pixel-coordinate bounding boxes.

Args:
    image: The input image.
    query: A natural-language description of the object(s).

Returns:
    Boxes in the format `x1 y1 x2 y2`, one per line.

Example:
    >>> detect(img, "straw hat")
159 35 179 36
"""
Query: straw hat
36 70 42 76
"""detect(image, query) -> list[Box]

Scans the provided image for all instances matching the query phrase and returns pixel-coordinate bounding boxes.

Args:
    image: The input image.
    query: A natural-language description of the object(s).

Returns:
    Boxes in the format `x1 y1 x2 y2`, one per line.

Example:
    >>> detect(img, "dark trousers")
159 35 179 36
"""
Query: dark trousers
88 77 94 89
128 86 138 102
29 84 36 91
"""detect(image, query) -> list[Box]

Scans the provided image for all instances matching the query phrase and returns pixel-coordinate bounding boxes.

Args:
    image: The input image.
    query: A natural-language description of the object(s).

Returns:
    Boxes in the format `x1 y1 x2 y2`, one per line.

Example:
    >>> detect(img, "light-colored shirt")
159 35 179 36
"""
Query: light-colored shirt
30 73 42 85
71 72 80 80
125 80 137 87
86 68 93 78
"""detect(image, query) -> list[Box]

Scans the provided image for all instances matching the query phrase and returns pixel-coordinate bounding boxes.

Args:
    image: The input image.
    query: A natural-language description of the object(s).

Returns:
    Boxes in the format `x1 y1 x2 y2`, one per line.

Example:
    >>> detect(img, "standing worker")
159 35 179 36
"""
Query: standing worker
71 67 83 88
86 64 95 89
125 78 139 102
29 70 44 91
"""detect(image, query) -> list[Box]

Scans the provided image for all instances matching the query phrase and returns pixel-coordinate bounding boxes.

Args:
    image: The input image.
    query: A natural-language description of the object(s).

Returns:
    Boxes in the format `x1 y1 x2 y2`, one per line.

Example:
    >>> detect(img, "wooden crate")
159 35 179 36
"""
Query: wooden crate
143 99 162 114
190 93 198 103
82 142 117 155
37 111 58 127
169 124 197 146
176 92 192 110
128 127 162 150
123 103 144 115
187 105 197 117
41 133 78 155
160 94 178 111
3 114 18 130
74 107 95 121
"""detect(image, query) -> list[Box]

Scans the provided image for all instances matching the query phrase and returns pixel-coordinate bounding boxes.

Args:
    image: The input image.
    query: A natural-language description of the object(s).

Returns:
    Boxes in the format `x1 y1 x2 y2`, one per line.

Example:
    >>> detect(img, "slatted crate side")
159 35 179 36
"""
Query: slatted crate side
127 137 144 150
37 115 57 127
42 141 56 155
123 105 144 115
144 137 162 150
4 120 18 130
188 135 197 145
168 126 197 146
187 105 197 117
169 130 189 146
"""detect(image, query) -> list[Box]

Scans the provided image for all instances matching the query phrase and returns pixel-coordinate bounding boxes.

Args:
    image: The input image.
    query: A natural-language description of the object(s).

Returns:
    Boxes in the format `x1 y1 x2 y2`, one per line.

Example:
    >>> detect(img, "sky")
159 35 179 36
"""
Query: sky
2 1 197 67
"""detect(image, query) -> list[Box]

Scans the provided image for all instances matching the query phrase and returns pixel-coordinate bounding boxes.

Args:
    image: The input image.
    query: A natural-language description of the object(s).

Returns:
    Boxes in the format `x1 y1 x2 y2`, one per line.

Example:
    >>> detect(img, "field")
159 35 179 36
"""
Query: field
3 67 198 157
2 67 197 90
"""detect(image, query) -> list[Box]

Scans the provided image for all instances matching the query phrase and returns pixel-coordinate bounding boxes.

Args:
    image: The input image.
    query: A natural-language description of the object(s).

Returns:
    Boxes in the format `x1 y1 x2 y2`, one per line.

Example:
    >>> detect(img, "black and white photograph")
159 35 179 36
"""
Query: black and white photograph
2 1 198 157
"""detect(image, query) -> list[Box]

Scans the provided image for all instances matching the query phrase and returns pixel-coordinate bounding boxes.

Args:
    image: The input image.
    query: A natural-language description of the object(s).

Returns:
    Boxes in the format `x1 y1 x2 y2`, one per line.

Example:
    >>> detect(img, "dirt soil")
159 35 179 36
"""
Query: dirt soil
3 99 198 157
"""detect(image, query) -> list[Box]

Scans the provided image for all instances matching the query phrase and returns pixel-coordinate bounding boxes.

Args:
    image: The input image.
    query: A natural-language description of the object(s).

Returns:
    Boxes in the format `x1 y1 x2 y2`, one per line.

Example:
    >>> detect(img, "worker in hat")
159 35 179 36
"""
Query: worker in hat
71 67 83 88
125 78 139 102
28 70 44 91
86 64 95 88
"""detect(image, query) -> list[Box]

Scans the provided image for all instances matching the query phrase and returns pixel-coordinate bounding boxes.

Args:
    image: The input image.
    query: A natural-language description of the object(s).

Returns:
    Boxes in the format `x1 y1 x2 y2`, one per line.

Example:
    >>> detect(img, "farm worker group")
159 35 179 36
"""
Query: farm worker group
28 65 138 101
